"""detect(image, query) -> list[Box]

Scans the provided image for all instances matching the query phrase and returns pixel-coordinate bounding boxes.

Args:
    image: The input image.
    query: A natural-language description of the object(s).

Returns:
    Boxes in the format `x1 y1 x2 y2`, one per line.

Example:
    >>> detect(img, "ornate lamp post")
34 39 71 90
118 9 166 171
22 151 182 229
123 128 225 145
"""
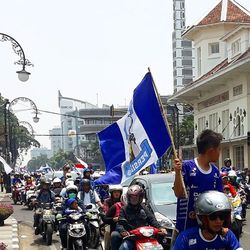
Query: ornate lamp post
2 97 39 192
0 33 33 82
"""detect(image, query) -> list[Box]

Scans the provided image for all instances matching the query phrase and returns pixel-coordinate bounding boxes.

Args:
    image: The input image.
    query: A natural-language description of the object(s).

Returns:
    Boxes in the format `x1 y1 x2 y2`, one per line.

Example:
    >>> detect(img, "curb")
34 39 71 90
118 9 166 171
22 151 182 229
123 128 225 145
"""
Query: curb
0 193 19 250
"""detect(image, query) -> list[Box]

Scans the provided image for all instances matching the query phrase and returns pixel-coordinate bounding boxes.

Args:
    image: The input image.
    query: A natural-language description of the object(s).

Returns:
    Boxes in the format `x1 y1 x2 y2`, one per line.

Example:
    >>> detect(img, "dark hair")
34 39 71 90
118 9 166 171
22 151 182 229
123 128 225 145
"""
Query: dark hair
196 129 223 154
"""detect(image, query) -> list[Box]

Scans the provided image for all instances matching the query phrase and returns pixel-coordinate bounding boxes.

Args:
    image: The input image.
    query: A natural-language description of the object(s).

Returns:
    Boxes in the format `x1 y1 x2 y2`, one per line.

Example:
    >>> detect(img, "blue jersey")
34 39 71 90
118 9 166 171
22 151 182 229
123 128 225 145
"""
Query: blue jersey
221 166 232 173
176 159 223 232
173 227 242 250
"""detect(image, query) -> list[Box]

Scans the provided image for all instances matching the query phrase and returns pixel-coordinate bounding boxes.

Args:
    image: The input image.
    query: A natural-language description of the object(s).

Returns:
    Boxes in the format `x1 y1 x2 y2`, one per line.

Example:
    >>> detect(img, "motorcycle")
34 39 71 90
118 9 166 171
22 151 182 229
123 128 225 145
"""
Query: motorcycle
53 196 63 233
12 183 23 205
85 203 102 249
36 202 55 245
120 223 163 250
26 186 37 210
60 212 87 250
229 194 243 240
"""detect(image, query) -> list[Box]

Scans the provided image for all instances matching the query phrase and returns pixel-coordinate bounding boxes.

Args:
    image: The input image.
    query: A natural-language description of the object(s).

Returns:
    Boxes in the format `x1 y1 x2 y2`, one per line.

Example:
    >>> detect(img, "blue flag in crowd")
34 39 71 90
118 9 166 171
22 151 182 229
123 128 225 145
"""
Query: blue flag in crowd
95 72 172 185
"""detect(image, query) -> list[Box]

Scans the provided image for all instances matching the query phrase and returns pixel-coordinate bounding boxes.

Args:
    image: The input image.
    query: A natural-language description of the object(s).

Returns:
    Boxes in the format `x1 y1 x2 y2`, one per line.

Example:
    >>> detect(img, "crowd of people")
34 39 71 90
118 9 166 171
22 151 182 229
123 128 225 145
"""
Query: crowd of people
8 129 250 249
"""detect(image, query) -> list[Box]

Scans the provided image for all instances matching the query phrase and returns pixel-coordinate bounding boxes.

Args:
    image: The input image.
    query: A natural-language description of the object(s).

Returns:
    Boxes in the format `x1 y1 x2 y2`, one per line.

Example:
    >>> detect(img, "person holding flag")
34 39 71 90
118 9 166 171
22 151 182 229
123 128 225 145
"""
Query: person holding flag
172 129 224 244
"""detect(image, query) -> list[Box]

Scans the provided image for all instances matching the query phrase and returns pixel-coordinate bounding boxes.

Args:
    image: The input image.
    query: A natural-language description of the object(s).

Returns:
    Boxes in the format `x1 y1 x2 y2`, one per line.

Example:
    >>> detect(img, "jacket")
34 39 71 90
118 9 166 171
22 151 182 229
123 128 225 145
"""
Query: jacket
116 204 160 233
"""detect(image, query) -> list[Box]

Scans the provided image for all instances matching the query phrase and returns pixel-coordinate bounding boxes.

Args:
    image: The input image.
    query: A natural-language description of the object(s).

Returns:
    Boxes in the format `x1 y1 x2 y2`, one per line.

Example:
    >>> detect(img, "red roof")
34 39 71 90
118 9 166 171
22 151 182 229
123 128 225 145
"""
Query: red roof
197 0 250 26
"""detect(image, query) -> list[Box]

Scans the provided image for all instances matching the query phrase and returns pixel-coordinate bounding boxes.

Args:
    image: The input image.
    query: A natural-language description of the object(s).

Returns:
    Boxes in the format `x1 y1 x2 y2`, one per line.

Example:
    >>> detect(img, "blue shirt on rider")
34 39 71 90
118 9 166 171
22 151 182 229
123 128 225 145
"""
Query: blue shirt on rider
173 227 241 250
176 158 223 232
221 166 232 173
37 190 55 204
12 178 22 185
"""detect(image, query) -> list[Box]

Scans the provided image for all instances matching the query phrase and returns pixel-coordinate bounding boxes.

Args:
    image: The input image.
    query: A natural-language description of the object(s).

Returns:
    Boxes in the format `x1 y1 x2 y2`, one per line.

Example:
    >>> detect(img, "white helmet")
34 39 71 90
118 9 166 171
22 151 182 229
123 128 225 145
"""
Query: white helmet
66 184 78 194
109 184 123 193
52 177 61 184
228 170 237 177
65 178 74 187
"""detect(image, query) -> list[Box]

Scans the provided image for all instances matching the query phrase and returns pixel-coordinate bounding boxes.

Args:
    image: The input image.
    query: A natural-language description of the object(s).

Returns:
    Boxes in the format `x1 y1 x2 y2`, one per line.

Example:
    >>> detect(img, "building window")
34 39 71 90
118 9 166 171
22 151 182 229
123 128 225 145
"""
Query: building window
209 113 218 131
234 145 244 169
233 85 243 96
181 40 192 47
222 109 229 139
198 116 206 134
197 47 201 76
182 59 192 66
209 42 219 55
231 39 241 56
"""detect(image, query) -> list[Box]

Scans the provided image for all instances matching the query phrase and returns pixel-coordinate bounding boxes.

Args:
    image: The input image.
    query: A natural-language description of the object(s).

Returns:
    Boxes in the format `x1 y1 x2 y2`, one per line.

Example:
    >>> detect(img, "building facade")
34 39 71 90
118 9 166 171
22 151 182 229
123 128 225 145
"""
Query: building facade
58 91 127 161
170 0 250 169
30 147 53 159
49 127 62 155
173 0 194 93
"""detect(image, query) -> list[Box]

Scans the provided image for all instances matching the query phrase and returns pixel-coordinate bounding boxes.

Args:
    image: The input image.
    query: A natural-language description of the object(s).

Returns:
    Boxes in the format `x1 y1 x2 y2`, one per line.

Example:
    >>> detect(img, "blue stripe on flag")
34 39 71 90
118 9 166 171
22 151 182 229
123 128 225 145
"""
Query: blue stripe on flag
133 72 171 158
98 122 125 172
94 163 122 185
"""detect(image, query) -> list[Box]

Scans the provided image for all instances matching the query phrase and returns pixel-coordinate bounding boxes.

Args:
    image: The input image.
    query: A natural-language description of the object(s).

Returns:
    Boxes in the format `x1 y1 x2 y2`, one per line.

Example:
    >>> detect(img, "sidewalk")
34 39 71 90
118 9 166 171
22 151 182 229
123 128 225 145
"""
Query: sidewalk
0 191 19 250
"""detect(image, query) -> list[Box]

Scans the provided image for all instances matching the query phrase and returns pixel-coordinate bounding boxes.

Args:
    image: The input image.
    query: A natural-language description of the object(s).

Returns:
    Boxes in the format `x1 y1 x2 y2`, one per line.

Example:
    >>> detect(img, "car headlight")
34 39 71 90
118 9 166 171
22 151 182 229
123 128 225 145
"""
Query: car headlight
154 212 175 228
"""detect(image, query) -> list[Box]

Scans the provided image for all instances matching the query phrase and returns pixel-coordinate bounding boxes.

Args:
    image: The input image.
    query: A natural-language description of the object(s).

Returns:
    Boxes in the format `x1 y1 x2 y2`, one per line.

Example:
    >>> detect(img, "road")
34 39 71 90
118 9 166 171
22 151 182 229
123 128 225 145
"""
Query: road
10 197 250 249
12 200 61 250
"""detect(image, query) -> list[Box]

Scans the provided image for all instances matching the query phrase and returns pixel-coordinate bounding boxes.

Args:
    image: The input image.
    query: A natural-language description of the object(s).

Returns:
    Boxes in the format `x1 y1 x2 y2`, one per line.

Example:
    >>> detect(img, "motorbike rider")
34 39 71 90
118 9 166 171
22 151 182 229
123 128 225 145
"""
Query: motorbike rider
103 185 123 213
173 191 241 250
78 178 103 208
12 173 22 186
33 179 55 235
51 177 63 196
59 184 85 249
60 164 71 185
81 168 94 188
221 172 237 197
102 193 127 250
97 184 110 203
112 184 166 250
23 174 35 203
221 158 233 173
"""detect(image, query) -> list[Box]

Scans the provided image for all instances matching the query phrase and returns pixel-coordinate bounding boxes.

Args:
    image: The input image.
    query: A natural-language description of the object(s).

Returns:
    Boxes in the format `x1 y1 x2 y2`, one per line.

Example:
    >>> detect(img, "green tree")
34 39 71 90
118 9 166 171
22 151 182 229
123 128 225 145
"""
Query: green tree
27 154 49 172
48 149 76 170
0 96 40 163
179 114 194 146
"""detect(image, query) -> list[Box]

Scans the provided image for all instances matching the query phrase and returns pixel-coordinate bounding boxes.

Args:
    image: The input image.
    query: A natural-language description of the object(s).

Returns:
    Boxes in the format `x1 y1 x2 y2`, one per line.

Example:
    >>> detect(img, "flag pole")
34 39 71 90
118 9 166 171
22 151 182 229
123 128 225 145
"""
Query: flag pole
148 67 187 198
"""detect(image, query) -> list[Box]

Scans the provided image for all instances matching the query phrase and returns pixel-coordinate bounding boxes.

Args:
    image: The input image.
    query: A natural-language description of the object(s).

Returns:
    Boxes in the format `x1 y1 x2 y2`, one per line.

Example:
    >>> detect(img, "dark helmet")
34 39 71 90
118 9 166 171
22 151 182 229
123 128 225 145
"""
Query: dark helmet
63 164 71 171
126 185 144 206
82 178 91 186
83 168 91 175
195 191 231 228
224 158 231 165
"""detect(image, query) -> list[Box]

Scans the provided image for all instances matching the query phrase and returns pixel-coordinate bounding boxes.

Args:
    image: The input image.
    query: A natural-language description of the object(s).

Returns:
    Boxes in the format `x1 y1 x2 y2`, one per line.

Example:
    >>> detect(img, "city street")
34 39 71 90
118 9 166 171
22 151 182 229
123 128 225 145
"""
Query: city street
6 195 250 249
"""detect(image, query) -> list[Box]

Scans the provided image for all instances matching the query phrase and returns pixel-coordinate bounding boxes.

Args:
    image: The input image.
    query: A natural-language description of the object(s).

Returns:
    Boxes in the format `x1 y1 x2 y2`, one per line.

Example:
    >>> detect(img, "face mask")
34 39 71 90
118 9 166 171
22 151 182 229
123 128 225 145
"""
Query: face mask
68 193 76 199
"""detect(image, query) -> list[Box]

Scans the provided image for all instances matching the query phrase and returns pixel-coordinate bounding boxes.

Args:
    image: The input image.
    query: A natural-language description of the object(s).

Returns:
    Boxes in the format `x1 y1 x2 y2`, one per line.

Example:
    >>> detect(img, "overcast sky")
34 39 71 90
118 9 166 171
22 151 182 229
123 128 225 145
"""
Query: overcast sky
1 0 250 162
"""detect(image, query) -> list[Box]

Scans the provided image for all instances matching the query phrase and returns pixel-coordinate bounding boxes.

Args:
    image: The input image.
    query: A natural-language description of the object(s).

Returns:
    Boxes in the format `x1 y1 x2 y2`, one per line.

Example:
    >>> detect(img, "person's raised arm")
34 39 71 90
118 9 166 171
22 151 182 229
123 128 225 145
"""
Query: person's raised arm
173 159 186 198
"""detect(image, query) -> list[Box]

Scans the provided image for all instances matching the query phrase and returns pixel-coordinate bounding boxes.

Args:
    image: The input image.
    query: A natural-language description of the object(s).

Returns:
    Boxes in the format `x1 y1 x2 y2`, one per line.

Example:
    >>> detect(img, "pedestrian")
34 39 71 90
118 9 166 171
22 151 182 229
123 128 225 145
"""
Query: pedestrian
0 172 4 192
172 129 224 244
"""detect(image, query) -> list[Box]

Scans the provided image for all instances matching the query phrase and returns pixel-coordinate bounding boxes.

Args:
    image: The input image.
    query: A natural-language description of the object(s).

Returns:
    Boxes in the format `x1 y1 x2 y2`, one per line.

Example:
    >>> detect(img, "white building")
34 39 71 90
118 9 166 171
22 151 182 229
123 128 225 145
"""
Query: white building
173 0 194 93
49 127 62 155
170 0 250 169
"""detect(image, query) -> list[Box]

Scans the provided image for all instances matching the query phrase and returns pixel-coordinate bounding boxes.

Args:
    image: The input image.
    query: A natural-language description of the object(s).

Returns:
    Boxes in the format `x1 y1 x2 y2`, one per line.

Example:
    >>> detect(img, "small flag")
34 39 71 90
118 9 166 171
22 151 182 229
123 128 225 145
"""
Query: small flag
76 157 88 168
0 156 13 174
95 72 172 185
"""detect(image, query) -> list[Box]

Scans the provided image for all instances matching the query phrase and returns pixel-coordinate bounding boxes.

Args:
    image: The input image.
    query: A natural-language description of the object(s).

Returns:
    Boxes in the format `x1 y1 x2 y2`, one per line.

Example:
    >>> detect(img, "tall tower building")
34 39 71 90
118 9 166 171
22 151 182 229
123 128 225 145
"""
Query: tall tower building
173 0 194 93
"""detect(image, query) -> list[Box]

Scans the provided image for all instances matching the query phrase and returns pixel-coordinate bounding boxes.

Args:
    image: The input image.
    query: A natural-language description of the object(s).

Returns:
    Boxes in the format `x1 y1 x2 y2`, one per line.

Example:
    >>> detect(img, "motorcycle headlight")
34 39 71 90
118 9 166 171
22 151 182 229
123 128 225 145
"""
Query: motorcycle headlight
154 212 175 228
139 228 154 237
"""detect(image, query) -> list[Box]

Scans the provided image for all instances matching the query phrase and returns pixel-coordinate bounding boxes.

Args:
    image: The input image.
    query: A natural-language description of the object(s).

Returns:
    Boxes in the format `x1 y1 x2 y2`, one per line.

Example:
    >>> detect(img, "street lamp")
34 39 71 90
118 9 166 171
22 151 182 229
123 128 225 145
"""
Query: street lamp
0 33 33 82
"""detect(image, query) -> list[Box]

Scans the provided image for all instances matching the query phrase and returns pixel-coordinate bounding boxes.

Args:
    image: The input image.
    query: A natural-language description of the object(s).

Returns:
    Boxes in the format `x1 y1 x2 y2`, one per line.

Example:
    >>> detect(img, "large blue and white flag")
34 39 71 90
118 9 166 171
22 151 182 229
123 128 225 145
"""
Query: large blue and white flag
95 72 172 184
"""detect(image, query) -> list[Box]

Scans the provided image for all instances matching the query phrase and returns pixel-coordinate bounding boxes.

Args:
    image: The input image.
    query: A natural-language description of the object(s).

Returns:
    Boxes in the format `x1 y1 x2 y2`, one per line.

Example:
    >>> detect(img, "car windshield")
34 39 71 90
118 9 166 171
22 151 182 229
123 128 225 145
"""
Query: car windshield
151 182 177 205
